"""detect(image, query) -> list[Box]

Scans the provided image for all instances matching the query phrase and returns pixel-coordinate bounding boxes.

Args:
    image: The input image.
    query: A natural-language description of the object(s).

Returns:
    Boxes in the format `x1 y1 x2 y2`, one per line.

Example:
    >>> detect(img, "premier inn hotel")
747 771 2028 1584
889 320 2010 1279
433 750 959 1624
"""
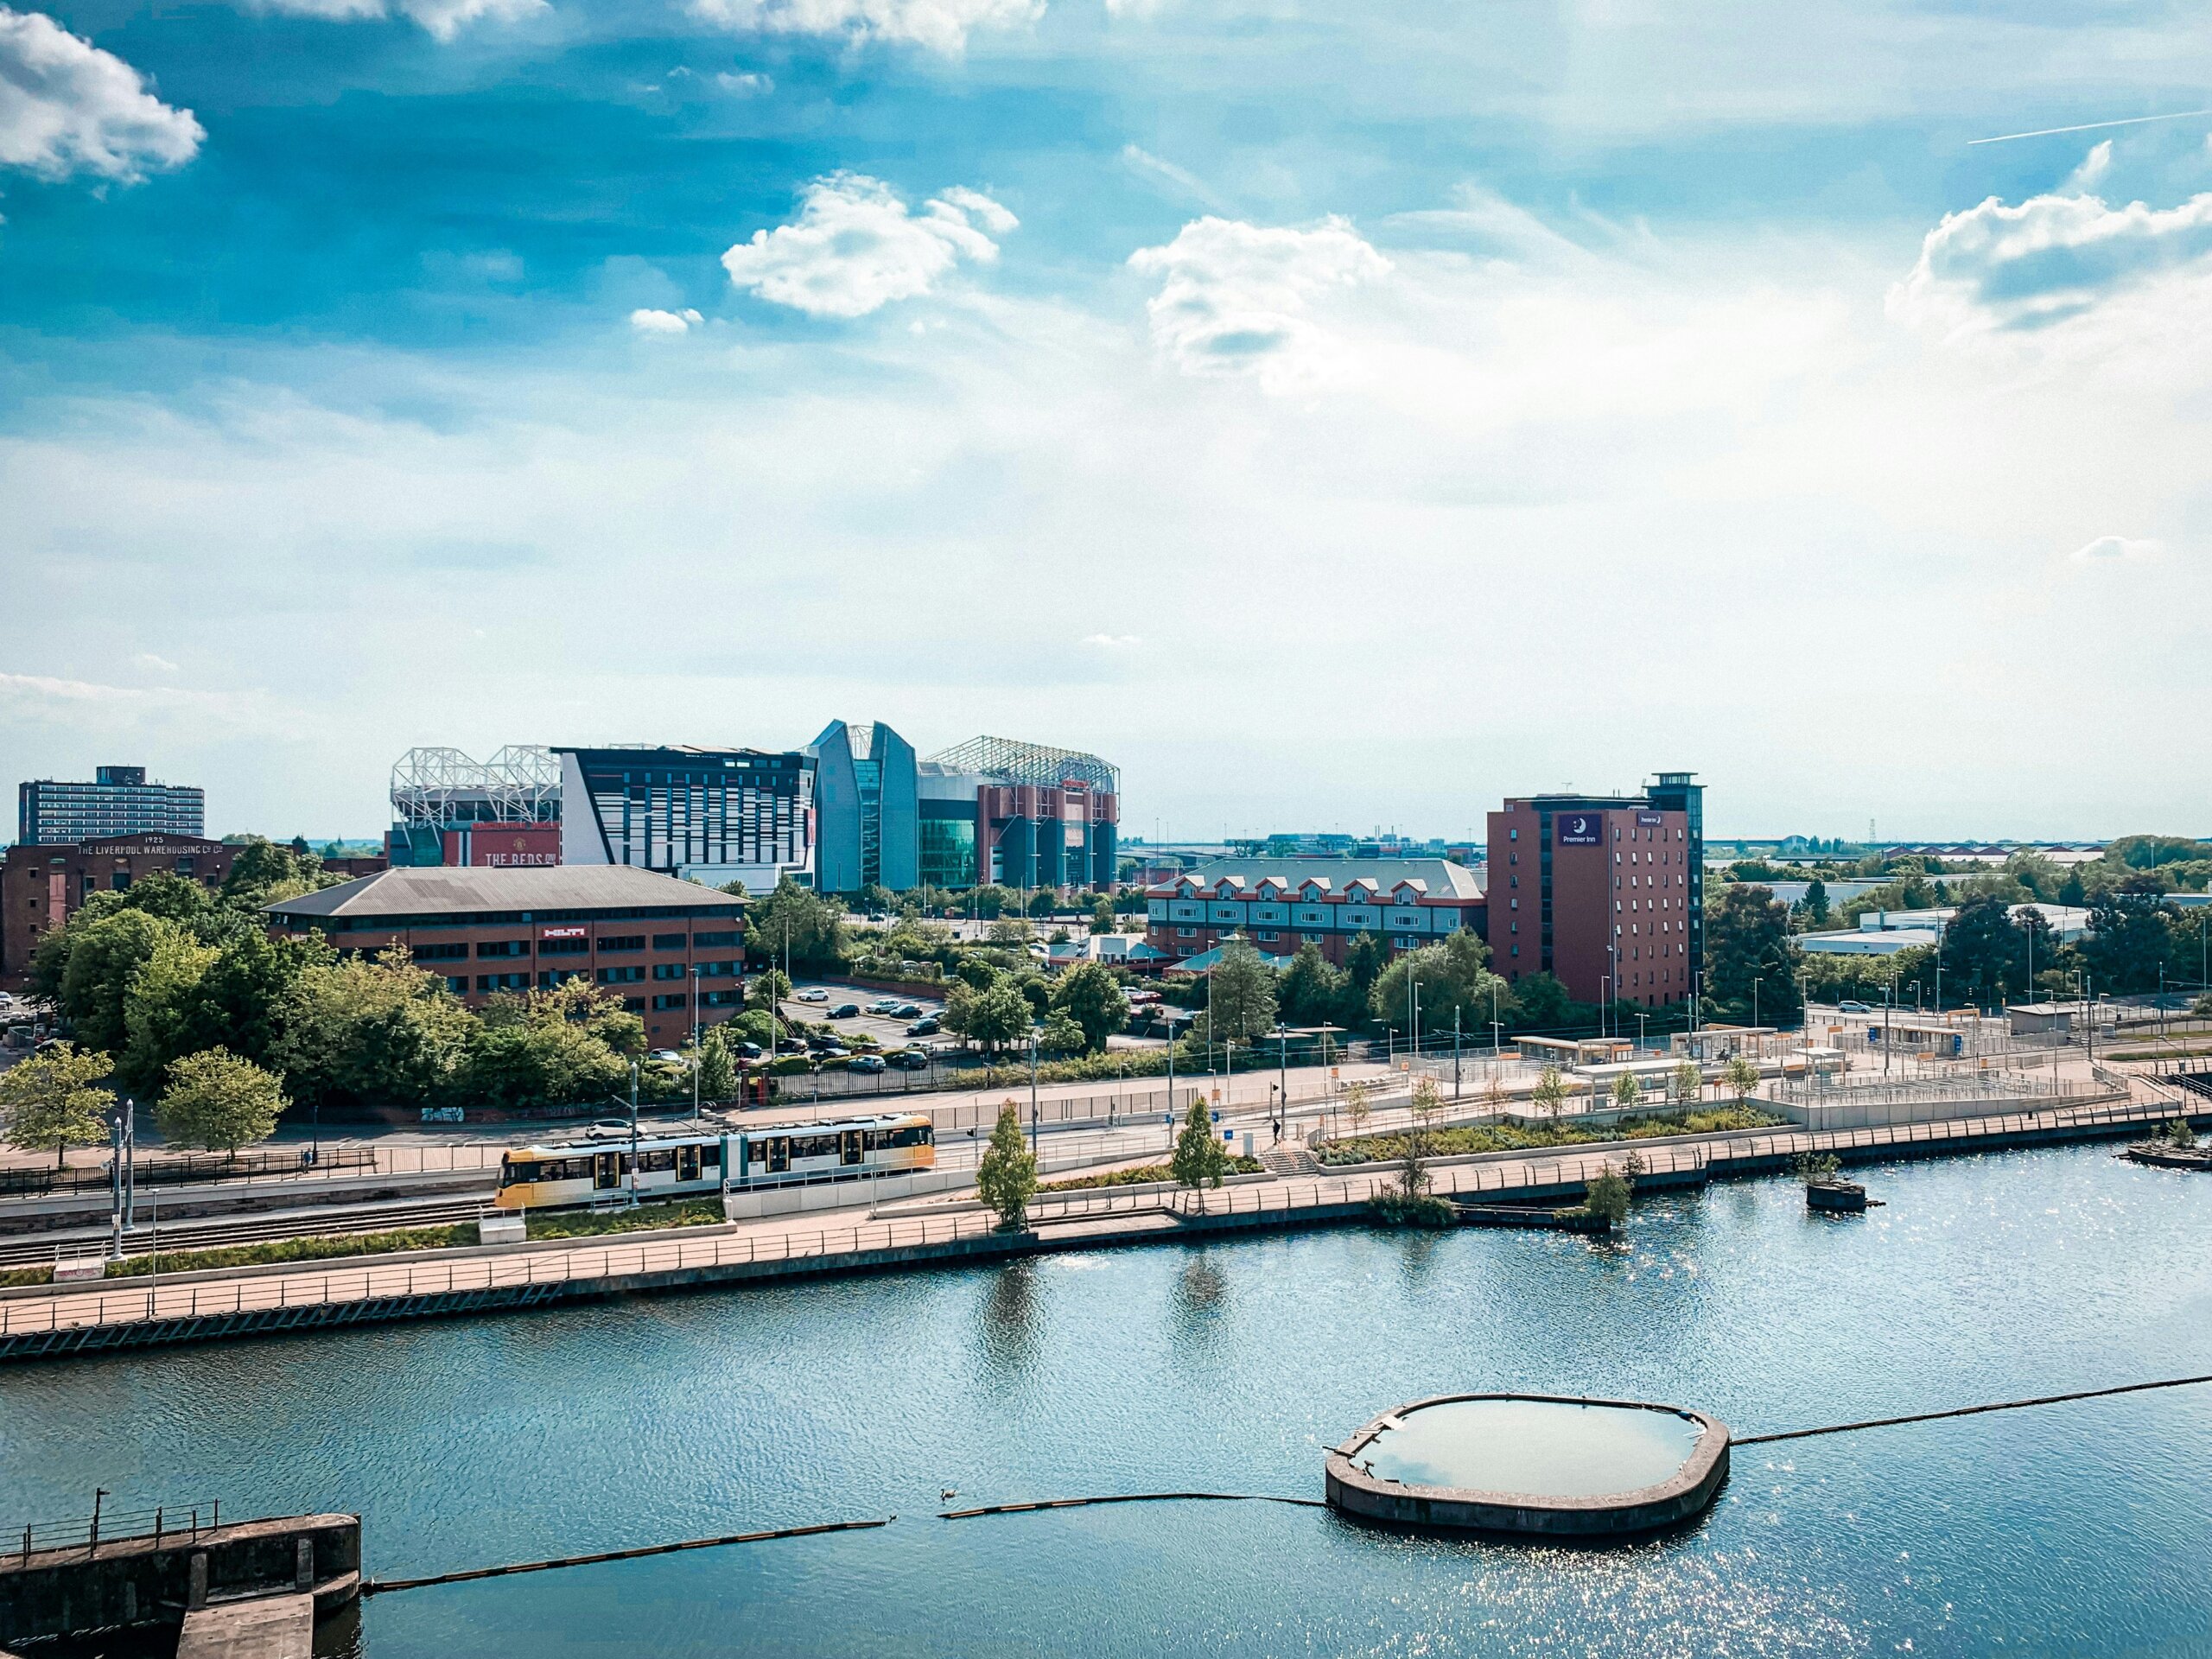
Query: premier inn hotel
264 866 747 1051
1486 772 1705 1010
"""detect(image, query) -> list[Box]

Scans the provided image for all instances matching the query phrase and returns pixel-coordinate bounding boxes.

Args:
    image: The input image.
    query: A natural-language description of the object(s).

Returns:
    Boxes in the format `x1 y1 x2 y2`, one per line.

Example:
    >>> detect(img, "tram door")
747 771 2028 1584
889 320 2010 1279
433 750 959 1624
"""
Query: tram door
593 1152 620 1190
677 1144 702 1183
766 1137 790 1173
840 1130 864 1167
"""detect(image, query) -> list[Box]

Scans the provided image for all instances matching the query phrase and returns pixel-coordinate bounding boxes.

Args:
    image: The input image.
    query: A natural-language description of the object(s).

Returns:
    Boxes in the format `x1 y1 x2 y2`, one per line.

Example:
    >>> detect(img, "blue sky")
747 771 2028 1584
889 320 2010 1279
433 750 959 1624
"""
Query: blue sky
4 0 2210 842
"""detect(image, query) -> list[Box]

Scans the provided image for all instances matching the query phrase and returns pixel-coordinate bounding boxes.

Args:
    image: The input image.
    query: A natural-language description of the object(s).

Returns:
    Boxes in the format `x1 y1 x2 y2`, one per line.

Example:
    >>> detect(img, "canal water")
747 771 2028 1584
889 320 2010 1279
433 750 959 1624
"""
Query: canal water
3 1142 2210 1656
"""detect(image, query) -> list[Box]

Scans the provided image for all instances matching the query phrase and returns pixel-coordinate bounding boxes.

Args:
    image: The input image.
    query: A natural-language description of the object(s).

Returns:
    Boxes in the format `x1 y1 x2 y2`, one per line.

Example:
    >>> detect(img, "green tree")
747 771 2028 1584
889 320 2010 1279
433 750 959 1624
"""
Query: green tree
1530 1064 1568 1119
1401 1077 1441 1198
1277 943 1346 1028
1802 877 1832 928
0 1043 116 1165
1370 931 1508 1040
221 837 344 907
1670 1058 1703 1105
1722 1054 1761 1104
1205 941 1278 1046
118 929 221 1096
275 944 474 1111
1025 889 1058 918
1051 962 1129 1054
1505 972 1571 1033
747 877 849 969
1170 1093 1227 1204
944 976 1033 1054
1038 1008 1086 1055
1610 1071 1643 1111
1340 932 1385 1021
855 882 898 915
1704 885 1803 1025
976 1102 1039 1230
1584 1163 1631 1225
746 969 793 1011
1090 895 1116 935
1343 1078 1373 1137
461 1016 628 1112
58 908 177 1056
696 1027 740 1103
156 1048 287 1153
1939 893 2025 1008
969 885 1012 920
2082 878 2180 994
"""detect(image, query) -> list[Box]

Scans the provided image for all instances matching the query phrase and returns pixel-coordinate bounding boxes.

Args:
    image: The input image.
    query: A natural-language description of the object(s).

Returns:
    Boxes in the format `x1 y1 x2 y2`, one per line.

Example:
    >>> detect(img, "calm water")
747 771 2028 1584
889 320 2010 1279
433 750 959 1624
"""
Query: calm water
1363 1397 1705 1497
4 1143 2211 1656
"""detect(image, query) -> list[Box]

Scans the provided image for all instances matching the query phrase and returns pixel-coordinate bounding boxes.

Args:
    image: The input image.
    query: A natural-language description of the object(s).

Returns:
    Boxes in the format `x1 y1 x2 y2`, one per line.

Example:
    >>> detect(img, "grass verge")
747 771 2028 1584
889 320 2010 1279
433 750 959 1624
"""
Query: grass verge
1318 1105 1785 1166
105 1224 478 1278
1039 1156 1265 1192
523 1199 726 1240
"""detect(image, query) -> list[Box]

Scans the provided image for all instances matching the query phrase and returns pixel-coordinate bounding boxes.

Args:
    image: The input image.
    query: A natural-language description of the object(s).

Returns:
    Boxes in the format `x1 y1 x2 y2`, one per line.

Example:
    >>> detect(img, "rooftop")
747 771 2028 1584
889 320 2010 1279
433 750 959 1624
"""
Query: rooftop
264 864 744 921
1150 855 1484 900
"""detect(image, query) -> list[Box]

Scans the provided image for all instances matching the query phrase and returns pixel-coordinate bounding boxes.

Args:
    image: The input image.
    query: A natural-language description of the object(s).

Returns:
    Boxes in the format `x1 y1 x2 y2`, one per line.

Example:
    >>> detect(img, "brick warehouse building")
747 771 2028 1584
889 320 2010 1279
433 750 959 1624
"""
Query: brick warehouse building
2 834 238 988
1143 857 1486 965
264 866 746 1050
1485 772 1705 1008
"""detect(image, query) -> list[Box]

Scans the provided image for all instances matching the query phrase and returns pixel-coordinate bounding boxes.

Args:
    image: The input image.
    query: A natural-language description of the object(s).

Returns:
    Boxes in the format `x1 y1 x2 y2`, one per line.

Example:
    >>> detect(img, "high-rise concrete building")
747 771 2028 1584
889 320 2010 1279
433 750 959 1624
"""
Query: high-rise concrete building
1486 772 1703 1009
17 765 204 846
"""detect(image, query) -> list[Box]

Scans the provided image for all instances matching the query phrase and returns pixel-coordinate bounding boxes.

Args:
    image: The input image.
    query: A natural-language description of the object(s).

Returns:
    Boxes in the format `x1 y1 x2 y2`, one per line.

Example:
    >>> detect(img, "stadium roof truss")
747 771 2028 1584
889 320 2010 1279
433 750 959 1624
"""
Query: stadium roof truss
925 734 1120 795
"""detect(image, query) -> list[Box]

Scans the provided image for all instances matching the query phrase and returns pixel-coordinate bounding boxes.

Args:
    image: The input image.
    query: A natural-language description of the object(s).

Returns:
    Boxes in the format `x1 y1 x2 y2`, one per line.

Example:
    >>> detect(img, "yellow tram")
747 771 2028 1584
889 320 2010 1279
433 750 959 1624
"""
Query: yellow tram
493 1112 935 1211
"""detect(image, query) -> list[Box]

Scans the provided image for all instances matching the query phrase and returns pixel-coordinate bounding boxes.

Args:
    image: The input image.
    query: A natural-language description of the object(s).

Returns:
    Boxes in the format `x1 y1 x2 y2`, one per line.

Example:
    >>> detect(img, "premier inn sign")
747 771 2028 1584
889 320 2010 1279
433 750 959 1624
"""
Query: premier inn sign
1556 813 1602 846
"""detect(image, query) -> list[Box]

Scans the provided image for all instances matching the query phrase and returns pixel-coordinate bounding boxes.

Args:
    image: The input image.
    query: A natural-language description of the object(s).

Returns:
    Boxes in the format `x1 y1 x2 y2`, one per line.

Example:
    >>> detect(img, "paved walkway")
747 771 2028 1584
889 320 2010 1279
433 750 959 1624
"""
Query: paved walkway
0 1091 2164 1351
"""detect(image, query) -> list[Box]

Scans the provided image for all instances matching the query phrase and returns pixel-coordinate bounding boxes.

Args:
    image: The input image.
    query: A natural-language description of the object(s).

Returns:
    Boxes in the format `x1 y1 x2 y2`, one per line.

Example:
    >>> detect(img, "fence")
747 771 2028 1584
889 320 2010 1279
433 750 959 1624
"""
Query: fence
5 1091 2185 1345
6 1497 220 1560
0 1148 380 1201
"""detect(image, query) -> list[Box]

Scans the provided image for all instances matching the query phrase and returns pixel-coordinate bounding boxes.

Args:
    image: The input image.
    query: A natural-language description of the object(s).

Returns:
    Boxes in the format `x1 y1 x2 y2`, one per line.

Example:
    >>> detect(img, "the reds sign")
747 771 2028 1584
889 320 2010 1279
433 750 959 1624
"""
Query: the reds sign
1557 813 1601 846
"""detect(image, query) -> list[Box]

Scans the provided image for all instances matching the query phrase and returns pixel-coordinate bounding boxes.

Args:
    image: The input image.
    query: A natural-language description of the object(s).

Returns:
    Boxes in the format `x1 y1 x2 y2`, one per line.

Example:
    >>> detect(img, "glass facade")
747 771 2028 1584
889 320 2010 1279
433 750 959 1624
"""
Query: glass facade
918 814 977 888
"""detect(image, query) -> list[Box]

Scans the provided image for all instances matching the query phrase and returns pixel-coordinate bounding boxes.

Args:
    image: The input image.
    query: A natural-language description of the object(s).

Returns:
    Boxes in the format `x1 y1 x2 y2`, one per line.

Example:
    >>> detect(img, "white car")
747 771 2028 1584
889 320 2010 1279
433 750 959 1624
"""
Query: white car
796 988 830 1003
866 998 899 1014
583 1119 634 1140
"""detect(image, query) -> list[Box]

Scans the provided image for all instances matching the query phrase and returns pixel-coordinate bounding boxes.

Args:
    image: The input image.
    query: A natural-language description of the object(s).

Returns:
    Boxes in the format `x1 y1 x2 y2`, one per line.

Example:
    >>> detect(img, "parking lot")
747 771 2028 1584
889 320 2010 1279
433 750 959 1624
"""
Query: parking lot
775 982 950 1057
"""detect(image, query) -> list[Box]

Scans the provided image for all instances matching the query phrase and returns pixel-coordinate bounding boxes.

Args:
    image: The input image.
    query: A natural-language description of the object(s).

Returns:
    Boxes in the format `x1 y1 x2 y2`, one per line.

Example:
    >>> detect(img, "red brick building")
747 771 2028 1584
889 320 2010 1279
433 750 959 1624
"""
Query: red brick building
263 865 747 1049
2 834 238 988
1486 775 1704 1009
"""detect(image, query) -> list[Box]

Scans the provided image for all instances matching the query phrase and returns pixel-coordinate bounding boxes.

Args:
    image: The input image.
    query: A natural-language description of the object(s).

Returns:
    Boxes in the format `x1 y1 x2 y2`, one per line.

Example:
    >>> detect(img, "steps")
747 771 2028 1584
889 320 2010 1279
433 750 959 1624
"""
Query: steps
1260 1144 1320 1176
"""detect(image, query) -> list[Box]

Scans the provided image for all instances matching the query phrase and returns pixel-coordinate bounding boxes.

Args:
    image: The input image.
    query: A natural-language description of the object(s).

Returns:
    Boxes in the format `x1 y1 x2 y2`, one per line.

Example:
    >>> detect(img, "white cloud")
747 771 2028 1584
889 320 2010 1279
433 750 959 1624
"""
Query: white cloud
1891 179 2212 335
715 70 772 95
721 174 1016 318
1126 215 1390 390
133 652 180 673
0 671 302 739
1083 632 1141 648
238 0 544 41
0 7 202 182
1120 143 1224 211
688 0 1039 55
630 307 703 333
2066 141 2112 193
2071 534 2162 563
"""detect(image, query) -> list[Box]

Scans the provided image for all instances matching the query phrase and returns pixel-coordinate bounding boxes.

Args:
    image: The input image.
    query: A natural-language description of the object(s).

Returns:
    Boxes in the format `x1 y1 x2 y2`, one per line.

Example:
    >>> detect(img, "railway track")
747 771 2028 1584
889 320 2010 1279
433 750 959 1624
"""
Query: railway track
0 1193 496 1269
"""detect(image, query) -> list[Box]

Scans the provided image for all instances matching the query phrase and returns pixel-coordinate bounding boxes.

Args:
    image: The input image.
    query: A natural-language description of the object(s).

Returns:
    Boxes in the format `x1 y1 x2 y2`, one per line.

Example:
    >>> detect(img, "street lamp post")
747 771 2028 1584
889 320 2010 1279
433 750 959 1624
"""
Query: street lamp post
626 1058 640 1209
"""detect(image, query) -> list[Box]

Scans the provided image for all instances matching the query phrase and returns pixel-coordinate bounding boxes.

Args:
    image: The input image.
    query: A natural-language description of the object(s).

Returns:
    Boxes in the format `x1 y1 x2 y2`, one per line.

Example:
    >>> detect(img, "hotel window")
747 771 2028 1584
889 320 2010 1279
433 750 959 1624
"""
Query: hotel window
653 933 690 950
444 976 468 995
695 931 740 947
652 963 687 981
539 937 588 956
1177 926 1196 938
652 993 689 1011
599 935 645 953
597 965 646 984
1256 930 1278 942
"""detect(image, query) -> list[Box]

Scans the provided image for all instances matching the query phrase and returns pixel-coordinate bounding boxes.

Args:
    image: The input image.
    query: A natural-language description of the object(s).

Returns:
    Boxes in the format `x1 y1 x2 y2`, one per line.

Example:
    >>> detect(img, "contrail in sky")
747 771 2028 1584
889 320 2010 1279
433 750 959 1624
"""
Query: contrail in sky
1970 108 2212 145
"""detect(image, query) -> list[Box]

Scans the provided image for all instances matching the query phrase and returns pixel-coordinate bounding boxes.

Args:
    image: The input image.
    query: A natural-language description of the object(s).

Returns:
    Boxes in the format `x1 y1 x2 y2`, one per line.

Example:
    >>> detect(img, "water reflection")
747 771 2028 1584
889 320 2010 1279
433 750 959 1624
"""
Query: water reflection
1170 1253 1230 1354
977 1263 1041 1384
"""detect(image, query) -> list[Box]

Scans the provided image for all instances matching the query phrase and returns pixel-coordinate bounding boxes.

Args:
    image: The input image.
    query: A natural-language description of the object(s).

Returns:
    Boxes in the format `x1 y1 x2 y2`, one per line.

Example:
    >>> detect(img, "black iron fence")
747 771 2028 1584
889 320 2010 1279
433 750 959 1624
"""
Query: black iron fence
7 1497 221 1560
0 1147 378 1201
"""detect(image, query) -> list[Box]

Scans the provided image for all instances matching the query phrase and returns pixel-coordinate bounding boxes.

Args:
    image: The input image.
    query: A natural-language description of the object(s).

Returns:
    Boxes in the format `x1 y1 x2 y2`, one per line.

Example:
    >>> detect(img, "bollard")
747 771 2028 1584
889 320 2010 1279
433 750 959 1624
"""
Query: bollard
296 1537 315 1590
188 1551 209 1611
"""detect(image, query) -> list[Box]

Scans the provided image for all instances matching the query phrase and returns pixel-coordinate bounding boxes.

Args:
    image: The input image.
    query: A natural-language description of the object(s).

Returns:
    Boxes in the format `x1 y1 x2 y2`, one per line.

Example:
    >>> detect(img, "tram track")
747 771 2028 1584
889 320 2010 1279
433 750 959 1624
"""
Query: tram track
0 1193 496 1268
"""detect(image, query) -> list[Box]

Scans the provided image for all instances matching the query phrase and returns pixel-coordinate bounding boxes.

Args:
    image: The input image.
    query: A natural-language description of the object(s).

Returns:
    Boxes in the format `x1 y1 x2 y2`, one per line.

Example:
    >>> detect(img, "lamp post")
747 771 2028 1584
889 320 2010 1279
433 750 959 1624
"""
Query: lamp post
626 1058 640 1209
1028 1026 1040 1154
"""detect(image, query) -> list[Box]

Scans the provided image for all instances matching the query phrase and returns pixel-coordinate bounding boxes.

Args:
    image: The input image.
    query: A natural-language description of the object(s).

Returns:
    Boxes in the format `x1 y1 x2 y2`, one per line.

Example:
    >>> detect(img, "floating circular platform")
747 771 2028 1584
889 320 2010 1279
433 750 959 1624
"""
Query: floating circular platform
1325 1393 1730 1536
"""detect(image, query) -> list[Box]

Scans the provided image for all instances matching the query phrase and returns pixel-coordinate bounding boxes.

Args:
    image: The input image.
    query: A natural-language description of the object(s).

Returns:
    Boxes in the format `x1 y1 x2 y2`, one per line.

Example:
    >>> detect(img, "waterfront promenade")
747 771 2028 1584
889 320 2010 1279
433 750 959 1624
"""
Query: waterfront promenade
0 1089 2178 1362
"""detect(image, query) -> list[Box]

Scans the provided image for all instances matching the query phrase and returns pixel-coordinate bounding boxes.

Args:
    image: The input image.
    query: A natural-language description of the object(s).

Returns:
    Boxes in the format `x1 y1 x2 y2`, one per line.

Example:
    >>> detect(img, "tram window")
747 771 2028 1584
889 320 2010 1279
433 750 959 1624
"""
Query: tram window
788 1133 838 1161
639 1150 677 1173
501 1160 541 1185
702 1144 721 1167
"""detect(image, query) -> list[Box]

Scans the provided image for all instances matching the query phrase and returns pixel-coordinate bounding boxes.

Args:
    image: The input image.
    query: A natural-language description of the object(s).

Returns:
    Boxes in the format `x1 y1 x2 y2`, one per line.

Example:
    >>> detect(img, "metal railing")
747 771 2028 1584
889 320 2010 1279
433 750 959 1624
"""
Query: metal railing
7 1497 220 1560
0 1095 2182 1343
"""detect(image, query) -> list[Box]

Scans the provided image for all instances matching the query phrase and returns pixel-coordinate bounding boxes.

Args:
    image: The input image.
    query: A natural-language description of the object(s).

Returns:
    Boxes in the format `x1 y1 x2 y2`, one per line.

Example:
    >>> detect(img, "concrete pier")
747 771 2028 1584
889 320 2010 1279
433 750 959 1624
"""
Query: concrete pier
0 1514 358 1652
177 1592 314 1659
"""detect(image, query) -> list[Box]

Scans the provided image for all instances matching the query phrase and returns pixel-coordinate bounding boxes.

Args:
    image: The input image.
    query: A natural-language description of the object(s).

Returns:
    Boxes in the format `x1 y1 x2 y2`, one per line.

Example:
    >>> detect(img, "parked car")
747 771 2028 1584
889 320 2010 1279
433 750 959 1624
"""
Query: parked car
583 1120 632 1140
774 1035 808 1053
893 1003 923 1018
886 1049 931 1071
651 1048 683 1064
906 1016 941 1036
866 998 899 1014
847 1053 887 1074
1838 1000 1871 1014
733 1041 763 1060
830 1003 861 1020
796 987 830 1003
